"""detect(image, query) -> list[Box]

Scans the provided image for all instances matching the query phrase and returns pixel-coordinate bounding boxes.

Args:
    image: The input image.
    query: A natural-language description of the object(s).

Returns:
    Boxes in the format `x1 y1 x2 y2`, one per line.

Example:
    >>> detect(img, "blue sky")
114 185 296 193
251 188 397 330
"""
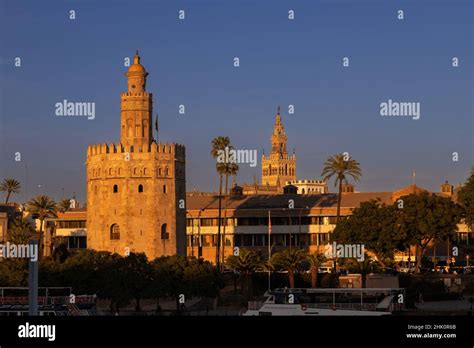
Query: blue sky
0 0 472 203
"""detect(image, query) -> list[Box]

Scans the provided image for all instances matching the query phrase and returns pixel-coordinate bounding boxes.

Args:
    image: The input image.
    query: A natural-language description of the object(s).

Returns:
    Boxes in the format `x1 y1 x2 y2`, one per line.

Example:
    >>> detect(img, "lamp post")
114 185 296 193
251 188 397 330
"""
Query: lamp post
186 212 194 257
198 209 204 258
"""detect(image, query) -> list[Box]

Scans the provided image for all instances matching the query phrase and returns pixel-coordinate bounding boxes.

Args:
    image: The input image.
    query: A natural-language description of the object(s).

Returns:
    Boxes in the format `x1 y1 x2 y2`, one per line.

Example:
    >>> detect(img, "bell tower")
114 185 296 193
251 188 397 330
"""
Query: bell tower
271 106 288 155
120 51 153 149
261 107 297 188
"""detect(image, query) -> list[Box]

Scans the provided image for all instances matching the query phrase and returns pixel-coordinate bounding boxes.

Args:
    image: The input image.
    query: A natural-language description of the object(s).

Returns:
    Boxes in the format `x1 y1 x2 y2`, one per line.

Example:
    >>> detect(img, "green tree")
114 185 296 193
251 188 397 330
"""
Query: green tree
321 153 361 272
26 195 57 257
210 136 231 270
222 161 239 266
271 249 306 288
332 199 404 267
52 243 70 263
58 199 72 213
225 248 262 298
8 217 35 244
457 167 474 232
307 252 327 288
0 178 21 204
150 257 174 313
122 252 152 312
344 256 378 288
61 250 115 300
102 253 133 313
397 192 462 273
38 258 63 287
321 153 362 222
184 258 222 299
0 259 28 286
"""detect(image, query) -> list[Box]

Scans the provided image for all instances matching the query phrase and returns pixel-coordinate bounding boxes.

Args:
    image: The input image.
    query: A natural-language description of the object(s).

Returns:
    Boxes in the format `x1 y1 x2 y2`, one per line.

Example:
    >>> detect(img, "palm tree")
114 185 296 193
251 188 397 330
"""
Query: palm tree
8 217 35 244
26 195 57 257
321 153 362 222
344 256 378 288
211 136 231 270
0 178 21 204
307 252 327 288
271 249 306 288
58 198 72 213
225 248 261 298
321 153 361 272
222 161 239 266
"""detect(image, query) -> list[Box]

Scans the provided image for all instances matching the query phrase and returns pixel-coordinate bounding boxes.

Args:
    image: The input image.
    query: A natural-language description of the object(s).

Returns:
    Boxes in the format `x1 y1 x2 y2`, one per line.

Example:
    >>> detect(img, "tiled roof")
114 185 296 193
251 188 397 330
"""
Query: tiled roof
186 192 393 211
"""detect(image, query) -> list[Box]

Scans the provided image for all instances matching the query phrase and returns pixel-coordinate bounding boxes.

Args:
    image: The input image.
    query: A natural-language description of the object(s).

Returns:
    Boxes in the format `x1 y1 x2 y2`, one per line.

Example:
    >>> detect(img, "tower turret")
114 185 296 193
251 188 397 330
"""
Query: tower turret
120 51 153 149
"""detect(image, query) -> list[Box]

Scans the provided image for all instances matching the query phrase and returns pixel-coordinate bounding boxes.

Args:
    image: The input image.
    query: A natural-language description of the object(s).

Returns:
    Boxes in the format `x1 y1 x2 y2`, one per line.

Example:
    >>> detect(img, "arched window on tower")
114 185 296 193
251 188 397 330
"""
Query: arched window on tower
285 164 288 175
138 184 143 193
161 224 169 240
142 120 148 137
127 119 133 137
163 185 167 193
113 184 118 193
110 224 120 240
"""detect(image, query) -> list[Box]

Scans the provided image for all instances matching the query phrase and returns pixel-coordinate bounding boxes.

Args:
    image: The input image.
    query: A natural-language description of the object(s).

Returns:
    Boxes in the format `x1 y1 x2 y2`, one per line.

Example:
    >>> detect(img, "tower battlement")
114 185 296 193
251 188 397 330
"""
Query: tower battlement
87 142 185 160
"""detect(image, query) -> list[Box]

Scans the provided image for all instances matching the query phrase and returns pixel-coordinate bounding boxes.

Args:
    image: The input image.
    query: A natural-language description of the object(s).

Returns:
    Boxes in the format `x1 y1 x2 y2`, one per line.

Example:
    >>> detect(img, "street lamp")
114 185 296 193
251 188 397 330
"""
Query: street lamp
186 211 194 257
198 209 204 258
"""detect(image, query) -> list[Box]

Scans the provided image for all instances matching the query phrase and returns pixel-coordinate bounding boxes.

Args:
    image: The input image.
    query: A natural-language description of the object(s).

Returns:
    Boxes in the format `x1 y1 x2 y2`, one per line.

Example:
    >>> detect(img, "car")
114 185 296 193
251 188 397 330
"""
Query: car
318 267 332 273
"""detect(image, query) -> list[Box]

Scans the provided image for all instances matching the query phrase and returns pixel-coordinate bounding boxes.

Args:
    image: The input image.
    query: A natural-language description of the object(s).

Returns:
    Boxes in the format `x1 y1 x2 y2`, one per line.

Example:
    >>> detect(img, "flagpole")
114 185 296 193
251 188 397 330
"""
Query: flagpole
268 210 271 292
155 113 159 142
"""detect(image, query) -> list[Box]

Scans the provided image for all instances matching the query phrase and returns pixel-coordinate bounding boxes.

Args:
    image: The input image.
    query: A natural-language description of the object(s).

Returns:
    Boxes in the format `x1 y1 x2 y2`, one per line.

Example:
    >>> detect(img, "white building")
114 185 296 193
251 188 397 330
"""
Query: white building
285 179 328 194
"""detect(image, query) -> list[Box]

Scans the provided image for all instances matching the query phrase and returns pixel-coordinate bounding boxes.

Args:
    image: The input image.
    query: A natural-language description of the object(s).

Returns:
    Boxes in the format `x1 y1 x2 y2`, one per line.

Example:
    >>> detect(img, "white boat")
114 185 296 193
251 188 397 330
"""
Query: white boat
242 288 405 316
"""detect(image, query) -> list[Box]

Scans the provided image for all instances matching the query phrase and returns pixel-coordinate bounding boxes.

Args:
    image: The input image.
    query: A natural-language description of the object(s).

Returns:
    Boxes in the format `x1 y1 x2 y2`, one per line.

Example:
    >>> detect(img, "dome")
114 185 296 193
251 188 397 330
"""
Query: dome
127 51 146 74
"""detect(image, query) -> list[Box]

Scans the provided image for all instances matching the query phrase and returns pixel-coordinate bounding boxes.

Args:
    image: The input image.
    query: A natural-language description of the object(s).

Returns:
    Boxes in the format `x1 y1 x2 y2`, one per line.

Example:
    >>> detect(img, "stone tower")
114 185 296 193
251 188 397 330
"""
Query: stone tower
261 107 296 187
86 52 186 259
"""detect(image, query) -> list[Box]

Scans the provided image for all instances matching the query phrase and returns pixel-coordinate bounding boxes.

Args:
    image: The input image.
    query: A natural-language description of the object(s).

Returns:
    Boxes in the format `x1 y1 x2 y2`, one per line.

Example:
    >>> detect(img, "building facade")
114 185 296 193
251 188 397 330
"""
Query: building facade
86 52 186 259
45 209 87 251
186 182 472 264
285 179 328 194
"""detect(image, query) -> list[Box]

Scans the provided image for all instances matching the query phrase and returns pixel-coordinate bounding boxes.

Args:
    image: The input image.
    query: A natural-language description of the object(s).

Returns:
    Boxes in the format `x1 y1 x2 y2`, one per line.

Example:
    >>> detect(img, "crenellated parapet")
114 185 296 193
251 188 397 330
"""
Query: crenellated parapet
87 142 185 161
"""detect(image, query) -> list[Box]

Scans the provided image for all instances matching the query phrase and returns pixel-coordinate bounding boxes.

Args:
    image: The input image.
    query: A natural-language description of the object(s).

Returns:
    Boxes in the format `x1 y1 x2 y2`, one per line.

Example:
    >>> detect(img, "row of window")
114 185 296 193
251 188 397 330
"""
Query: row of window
91 167 170 178
186 216 339 227
187 233 330 247
110 184 166 193
57 220 86 229
300 187 325 194
110 223 169 240
262 165 295 177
